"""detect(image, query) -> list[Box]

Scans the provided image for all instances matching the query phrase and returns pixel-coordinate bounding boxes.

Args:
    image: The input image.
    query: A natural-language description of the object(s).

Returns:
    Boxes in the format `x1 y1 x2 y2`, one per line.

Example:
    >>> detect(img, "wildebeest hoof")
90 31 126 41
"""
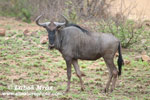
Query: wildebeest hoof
81 87 85 91
104 88 109 93
110 88 114 92
48 46 50 50
81 71 86 77
65 89 70 93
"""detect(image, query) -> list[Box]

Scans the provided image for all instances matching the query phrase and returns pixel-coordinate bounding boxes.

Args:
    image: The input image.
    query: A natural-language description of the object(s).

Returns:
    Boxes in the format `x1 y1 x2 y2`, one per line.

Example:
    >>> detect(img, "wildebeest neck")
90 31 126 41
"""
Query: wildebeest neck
66 24 90 35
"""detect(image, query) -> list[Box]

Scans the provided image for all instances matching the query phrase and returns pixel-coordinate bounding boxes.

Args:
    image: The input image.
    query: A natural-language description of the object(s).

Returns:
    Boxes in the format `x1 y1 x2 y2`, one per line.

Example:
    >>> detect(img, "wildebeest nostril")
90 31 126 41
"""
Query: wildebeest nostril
48 44 55 50
49 44 54 47
49 44 54 48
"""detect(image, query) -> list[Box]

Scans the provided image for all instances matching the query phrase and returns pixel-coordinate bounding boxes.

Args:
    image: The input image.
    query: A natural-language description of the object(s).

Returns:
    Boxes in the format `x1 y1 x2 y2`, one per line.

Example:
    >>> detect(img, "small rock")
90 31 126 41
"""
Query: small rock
141 39 147 44
124 59 131 65
31 31 37 36
141 51 147 55
81 71 86 76
95 78 101 81
5 37 9 40
40 56 44 59
0 29 6 36
37 45 43 48
141 55 150 62
134 56 142 61
23 29 30 36
40 36 48 44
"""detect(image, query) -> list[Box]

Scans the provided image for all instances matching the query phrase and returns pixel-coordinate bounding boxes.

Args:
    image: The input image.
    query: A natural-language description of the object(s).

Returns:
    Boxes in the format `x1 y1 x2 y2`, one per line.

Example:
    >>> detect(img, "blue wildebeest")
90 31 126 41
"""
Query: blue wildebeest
35 15 124 93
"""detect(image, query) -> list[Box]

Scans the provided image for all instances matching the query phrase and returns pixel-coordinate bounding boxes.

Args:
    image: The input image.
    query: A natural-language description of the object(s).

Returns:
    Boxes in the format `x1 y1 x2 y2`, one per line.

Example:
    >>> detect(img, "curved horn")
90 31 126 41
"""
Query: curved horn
35 14 50 27
61 15 69 25
54 22 65 26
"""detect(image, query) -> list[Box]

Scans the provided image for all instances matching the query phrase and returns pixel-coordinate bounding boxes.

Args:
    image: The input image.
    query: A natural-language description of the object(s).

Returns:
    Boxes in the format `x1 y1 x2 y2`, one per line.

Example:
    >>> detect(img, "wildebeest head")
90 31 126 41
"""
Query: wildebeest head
35 14 68 49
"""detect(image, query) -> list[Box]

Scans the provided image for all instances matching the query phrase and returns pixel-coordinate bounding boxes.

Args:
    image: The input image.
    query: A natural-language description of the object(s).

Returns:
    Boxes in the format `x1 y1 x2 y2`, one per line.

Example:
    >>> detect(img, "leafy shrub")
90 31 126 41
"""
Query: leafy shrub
64 1 78 23
98 19 144 48
18 8 31 23
0 0 31 23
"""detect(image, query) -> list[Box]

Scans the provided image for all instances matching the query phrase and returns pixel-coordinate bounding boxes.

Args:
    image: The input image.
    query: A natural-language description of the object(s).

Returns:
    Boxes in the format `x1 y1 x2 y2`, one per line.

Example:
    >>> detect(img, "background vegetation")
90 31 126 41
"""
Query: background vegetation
0 0 150 100
0 0 149 48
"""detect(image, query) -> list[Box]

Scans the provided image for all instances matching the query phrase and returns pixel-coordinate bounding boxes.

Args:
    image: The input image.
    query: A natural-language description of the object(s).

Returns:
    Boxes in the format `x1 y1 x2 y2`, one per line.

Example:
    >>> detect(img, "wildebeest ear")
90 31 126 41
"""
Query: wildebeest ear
56 25 65 31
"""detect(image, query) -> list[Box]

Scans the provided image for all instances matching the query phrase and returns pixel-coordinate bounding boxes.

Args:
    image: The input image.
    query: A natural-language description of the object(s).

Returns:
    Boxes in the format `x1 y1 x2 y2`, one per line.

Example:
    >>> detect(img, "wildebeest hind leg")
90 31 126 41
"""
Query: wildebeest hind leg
65 60 72 92
111 68 118 92
103 57 114 93
72 60 85 91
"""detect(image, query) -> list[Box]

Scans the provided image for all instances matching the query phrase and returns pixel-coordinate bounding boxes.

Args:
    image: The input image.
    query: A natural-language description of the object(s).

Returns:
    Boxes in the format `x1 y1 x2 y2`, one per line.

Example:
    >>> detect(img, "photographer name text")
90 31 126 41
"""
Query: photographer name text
12 85 53 91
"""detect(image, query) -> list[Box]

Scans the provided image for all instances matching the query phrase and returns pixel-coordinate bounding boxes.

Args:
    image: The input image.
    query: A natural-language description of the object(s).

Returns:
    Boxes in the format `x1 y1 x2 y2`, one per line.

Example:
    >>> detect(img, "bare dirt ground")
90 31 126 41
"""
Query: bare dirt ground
0 17 43 32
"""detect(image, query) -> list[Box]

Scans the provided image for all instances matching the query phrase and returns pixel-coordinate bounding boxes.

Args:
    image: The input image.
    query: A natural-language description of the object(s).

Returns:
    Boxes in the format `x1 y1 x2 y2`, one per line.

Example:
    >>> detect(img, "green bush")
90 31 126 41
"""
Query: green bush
18 8 31 23
0 0 31 23
64 1 78 23
98 19 144 48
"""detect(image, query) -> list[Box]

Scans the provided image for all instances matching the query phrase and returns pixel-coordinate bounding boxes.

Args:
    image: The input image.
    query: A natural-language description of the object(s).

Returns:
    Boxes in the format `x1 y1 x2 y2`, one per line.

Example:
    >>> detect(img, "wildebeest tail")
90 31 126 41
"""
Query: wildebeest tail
117 42 124 76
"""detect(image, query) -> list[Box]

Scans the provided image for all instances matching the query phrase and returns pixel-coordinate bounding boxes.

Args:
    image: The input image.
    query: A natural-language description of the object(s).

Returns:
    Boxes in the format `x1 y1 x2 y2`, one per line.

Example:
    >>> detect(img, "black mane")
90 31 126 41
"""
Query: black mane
66 23 89 34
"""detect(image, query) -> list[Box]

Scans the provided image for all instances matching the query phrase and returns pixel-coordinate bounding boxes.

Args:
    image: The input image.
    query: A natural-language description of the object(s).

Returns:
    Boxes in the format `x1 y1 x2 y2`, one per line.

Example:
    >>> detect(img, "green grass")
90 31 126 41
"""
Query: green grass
0 21 150 100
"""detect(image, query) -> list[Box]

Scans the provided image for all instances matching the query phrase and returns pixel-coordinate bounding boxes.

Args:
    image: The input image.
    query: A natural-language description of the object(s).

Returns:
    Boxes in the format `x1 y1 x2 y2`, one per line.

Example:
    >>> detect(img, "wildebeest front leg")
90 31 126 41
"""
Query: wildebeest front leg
65 60 72 92
72 60 85 91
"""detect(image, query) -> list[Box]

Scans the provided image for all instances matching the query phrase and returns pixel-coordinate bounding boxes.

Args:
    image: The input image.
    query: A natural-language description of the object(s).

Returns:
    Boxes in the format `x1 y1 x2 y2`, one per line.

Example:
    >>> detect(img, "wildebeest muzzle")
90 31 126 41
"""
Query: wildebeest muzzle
48 30 56 49
48 44 55 49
